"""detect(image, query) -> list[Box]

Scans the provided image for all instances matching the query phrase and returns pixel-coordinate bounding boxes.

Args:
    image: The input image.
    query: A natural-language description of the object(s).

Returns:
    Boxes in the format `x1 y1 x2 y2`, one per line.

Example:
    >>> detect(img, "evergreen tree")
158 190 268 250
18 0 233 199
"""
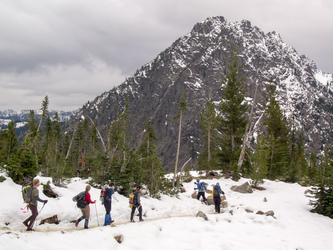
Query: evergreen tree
218 47 248 180
0 119 18 161
250 133 268 187
308 150 317 185
263 84 290 180
309 148 333 218
288 118 299 182
173 90 187 187
137 118 165 197
198 98 219 175
106 99 133 195
42 114 54 176
297 129 308 180
52 112 63 175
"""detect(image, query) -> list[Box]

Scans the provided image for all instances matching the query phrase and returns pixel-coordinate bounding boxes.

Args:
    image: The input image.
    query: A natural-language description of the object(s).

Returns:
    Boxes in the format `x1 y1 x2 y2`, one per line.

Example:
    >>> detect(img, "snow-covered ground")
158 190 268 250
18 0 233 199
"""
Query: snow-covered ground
1 172 333 250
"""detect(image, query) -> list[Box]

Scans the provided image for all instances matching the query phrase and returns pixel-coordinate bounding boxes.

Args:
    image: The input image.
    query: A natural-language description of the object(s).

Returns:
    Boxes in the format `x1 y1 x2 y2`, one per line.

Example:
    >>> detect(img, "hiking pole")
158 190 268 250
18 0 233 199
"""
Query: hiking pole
95 202 99 226
33 202 46 230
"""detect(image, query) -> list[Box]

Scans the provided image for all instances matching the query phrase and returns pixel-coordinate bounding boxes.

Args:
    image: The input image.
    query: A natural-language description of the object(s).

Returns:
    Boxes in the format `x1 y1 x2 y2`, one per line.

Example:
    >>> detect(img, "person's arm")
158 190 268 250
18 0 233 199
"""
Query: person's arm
34 189 47 203
86 193 96 204
110 189 119 202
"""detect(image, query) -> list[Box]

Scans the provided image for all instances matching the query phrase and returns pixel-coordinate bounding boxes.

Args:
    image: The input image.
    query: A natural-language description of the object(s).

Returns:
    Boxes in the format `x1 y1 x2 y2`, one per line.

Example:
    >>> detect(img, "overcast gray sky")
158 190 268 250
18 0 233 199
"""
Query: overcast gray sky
1 0 332 111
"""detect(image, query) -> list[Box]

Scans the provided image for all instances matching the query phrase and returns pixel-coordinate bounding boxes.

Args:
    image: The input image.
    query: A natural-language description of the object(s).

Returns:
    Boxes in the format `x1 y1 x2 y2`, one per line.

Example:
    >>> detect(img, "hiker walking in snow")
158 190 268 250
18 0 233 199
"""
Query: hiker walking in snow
130 185 144 222
75 185 96 229
195 178 208 204
103 182 119 226
23 179 48 231
212 182 225 213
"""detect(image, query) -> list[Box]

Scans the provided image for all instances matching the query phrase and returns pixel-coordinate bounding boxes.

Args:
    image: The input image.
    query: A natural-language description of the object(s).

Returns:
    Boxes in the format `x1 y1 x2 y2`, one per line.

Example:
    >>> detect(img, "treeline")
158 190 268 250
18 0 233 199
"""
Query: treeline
0 96 168 198
0 48 332 218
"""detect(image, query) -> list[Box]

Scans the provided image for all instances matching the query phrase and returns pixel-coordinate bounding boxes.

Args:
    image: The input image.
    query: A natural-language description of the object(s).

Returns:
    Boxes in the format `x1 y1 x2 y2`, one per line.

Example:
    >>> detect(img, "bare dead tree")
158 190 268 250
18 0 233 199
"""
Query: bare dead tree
237 83 258 170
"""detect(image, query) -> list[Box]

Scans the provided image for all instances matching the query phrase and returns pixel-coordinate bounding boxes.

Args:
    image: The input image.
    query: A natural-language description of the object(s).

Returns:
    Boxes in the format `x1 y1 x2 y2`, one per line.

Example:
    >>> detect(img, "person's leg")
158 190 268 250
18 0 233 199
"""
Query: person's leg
104 201 111 225
130 206 136 221
23 212 32 227
217 195 221 213
138 206 143 221
202 192 207 202
104 214 110 226
75 216 84 227
213 196 219 212
27 205 38 231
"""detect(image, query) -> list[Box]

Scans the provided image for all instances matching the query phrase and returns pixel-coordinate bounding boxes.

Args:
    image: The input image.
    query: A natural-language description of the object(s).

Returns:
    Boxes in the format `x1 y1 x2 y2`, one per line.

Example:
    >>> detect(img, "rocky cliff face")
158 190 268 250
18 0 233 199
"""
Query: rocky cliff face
67 16 333 172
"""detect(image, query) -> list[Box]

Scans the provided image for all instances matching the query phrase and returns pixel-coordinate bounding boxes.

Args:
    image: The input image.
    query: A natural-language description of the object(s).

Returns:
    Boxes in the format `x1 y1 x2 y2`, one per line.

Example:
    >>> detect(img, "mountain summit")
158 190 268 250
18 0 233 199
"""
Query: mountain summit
67 16 333 172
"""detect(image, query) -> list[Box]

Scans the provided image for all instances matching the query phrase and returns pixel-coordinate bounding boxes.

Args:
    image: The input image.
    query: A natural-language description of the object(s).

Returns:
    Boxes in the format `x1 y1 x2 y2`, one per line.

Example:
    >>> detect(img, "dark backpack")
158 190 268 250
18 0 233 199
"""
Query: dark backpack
22 185 33 204
100 187 109 205
73 191 86 208
213 185 220 196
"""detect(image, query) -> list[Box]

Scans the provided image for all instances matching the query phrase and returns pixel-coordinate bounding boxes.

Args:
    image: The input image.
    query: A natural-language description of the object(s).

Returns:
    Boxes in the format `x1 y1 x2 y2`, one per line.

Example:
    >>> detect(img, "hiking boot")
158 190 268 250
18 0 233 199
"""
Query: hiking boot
26 228 35 231
84 226 89 229
23 221 28 227
75 220 78 227
139 219 144 222
130 220 135 223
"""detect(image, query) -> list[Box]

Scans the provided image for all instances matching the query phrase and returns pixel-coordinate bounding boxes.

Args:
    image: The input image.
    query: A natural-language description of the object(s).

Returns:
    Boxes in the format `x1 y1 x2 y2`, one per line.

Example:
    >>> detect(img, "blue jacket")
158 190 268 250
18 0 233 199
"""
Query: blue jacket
107 188 115 200
213 183 225 196
195 182 206 192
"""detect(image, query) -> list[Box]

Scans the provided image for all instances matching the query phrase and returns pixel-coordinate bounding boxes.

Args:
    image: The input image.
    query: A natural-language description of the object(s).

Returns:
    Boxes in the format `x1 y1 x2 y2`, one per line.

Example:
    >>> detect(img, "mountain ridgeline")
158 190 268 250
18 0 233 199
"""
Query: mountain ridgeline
66 16 333 172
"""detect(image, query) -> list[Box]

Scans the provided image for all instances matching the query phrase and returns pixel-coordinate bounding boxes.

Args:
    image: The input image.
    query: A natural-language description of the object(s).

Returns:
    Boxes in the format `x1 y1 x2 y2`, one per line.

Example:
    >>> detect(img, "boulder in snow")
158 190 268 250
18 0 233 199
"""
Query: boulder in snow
196 211 208 221
230 182 253 193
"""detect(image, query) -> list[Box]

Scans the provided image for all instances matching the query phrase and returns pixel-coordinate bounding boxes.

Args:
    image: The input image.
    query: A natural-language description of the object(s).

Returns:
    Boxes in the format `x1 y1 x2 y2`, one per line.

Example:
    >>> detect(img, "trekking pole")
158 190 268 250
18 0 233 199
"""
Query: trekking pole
95 202 99 226
33 202 46 230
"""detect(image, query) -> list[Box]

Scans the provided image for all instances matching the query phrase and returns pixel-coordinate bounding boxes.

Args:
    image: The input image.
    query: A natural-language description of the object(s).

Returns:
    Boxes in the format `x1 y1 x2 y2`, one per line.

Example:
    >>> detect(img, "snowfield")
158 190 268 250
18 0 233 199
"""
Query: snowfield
1 172 333 250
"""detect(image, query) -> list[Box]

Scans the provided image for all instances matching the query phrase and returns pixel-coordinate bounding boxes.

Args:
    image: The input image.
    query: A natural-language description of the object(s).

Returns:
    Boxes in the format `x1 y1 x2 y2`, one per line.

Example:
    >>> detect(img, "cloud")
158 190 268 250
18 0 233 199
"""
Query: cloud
0 0 332 111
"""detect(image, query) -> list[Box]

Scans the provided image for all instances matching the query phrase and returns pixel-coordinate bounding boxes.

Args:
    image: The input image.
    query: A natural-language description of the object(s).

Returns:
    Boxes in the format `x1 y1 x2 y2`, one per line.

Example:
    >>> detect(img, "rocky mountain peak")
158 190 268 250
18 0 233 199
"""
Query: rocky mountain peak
68 16 333 172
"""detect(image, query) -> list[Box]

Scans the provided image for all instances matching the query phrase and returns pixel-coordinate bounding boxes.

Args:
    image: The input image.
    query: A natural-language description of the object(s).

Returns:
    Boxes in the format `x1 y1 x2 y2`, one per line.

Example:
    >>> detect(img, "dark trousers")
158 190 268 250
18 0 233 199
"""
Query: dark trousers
104 200 112 225
214 195 221 213
197 191 207 202
24 204 38 230
130 205 142 221
104 200 111 214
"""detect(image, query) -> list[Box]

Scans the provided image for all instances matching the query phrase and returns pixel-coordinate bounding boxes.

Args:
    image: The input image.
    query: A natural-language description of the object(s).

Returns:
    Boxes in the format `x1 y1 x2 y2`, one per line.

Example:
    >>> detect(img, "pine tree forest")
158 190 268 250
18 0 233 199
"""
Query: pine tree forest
0 50 332 218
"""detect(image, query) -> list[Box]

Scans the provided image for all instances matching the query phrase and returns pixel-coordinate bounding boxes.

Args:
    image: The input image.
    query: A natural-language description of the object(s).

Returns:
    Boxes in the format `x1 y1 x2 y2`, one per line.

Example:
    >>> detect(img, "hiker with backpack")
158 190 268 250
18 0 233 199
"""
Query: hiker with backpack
212 182 225 213
75 185 96 229
23 179 48 231
194 178 208 204
103 182 119 226
130 185 144 222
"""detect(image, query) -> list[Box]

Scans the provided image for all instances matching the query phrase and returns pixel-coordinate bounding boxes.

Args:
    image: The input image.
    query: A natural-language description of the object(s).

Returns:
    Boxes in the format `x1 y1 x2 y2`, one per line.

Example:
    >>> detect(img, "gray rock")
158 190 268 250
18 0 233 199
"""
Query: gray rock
230 182 253 193
196 211 208 221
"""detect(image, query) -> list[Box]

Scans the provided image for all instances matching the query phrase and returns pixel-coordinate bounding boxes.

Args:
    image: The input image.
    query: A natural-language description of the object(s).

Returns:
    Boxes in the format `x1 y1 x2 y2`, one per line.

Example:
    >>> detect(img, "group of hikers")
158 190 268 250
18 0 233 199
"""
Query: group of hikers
194 178 225 213
23 177 224 231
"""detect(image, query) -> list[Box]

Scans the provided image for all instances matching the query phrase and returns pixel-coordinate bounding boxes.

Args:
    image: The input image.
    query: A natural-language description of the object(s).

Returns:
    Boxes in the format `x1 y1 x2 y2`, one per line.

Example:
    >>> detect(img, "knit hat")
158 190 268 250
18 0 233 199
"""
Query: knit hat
85 185 91 191
137 185 142 189
196 178 200 182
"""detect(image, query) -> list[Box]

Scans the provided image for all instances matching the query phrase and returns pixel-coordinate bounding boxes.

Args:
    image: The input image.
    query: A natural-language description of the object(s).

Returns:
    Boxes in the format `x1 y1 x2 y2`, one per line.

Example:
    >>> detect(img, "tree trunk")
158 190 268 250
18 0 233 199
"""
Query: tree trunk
238 84 258 171
173 111 183 187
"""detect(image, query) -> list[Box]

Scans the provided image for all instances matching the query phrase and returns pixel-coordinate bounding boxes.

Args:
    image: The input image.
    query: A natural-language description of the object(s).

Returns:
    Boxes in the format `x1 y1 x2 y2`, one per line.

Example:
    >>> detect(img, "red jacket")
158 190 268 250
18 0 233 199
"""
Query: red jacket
85 192 95 205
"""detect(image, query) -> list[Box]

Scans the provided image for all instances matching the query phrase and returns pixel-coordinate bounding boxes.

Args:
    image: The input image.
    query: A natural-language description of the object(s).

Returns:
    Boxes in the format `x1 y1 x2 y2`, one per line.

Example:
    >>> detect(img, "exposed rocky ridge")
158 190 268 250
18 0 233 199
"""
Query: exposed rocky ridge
66 16 333 172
